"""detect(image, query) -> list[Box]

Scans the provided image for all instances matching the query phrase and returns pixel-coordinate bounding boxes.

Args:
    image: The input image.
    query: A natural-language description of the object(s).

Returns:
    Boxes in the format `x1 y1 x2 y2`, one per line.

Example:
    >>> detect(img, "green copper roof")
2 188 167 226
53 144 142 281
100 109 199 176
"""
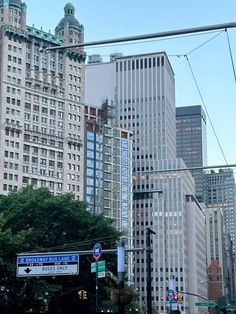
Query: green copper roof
27 26 64 45
0 0 22 7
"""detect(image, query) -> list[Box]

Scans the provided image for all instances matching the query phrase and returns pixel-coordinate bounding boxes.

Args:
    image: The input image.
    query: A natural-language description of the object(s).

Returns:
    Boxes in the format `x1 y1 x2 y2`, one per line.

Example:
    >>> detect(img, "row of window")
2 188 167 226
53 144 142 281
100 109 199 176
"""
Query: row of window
116 56 165 72
4 162 18 170
8 44 22 54
23 156 63 168
24 124 64 138
24 133 64 147
24 115 64 127
22 167 62 178
7 76 21 85
6 86 21 96
7 65 22 75
5 129 20 138
5 140 19 148
69 64 81 73
22 177 63 189
3 173 18 181
6 97 21 106
4 150 19 159
8 54 22 65
23 145 63 157
2 184 18 192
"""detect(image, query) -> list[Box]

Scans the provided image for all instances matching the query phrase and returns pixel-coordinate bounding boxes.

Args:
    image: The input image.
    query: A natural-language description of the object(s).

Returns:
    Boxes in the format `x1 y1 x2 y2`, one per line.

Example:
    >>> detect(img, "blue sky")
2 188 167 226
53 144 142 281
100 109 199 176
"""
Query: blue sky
24 0 236 167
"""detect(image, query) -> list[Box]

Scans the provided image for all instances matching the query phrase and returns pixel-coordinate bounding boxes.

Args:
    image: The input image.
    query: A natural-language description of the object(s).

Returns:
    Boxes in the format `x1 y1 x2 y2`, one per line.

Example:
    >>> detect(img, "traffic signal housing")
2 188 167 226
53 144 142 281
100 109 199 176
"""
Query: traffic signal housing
78 290 83 300
178 294 183 304
83 290 88 300
172 294 178 301
77 290 88 300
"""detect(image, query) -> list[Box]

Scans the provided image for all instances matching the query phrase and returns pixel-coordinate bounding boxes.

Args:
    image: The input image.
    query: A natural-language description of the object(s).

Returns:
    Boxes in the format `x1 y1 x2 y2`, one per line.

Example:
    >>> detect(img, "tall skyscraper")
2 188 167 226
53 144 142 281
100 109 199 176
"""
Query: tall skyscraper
207 169 236 255
86 53 207 313
0 1 85 199
176 105 208 203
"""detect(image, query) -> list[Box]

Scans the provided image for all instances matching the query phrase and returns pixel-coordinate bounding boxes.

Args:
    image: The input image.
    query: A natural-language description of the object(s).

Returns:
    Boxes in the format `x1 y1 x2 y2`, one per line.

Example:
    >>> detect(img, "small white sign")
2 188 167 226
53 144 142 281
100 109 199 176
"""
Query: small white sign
17 264 79 276
98 271 106 278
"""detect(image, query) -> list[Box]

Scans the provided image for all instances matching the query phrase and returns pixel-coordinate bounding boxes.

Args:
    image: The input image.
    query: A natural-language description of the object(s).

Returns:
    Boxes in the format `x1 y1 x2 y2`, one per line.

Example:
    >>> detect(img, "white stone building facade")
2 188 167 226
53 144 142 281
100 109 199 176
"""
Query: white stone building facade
0 1 85 199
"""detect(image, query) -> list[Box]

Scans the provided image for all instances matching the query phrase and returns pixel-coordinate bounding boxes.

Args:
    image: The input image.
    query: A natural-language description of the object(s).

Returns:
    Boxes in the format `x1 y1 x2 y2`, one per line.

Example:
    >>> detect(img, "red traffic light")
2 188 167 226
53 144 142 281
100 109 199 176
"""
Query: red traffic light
77 290 83 299
173 294 178 301
77 290 88 300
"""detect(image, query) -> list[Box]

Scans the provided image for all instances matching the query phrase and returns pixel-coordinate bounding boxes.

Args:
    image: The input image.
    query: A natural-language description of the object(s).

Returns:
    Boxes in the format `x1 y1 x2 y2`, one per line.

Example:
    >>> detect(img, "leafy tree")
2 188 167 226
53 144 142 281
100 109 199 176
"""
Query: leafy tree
0 186 120 313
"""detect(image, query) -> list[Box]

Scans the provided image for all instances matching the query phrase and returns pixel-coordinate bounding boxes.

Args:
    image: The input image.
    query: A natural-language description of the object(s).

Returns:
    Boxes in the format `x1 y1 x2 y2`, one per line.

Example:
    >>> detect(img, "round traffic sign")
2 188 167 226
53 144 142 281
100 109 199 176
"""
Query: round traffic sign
93 243 102 261
168 289 174 298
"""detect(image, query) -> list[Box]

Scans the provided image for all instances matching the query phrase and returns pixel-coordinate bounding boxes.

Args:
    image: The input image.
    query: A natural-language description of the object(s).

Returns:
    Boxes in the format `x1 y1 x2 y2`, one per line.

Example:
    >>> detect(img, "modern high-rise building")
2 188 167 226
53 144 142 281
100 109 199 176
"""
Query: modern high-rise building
85 52 208 313
176 105 208 203
84 99 134 283
207 169 236 255
0 1 85 199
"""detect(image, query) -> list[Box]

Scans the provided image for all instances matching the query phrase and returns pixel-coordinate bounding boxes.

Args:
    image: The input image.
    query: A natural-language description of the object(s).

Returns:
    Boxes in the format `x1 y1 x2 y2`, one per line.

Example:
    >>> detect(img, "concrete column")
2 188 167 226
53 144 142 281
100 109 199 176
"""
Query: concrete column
46 50 52 84
55 50 59 86
38 46 43 81
30 41 35 79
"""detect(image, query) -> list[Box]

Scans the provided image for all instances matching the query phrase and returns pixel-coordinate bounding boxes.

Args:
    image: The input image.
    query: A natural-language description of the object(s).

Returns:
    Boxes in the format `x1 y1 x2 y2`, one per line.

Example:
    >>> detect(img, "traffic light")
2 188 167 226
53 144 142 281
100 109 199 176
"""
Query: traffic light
77 290 83 299
173 294 178 301
83 290 88 300
78 290 88 300
178 294 183 304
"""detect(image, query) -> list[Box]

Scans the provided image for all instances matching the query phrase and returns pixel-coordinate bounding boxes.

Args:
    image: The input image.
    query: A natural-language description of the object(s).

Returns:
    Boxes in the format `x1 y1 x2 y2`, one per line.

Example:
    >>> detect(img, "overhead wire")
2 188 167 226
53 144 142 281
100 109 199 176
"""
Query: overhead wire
85 27 234 169
167 30 224 57
184 55 229 167
225 29 236 84
86 29 232 165
25 235 118 253
165 29 230 167
185 30 224 55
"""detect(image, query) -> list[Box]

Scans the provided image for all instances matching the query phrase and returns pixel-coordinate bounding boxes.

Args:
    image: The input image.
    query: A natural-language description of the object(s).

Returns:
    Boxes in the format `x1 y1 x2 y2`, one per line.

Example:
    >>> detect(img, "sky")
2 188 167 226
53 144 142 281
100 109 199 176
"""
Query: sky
24 0 236 167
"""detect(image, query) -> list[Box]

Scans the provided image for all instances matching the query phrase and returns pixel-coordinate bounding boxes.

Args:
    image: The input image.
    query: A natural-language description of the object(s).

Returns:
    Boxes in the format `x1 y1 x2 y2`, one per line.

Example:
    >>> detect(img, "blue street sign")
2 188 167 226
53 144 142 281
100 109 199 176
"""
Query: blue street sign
165 300 178 305
93 243 102 261
168 289 174 297
17 252 79 277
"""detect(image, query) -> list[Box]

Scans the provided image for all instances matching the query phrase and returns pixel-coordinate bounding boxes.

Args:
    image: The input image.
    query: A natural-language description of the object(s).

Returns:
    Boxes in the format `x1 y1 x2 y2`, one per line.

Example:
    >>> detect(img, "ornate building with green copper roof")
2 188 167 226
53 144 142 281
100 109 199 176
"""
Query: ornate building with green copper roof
55 3 84 46
0 2 86 200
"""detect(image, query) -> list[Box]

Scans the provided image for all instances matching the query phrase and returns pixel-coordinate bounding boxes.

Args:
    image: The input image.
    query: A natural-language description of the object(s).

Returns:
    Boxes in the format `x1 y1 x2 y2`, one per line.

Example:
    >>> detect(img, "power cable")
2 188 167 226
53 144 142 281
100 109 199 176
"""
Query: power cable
26 235 117 253
225 29 236 84
185 30 224 56
168 30 230 168
168 30 224 58
184 55 229 167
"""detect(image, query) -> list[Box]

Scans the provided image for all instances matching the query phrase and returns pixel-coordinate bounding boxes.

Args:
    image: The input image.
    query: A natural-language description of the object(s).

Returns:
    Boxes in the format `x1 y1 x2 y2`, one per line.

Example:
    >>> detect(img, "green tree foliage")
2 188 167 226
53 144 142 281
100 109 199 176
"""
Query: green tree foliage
0 186 120 313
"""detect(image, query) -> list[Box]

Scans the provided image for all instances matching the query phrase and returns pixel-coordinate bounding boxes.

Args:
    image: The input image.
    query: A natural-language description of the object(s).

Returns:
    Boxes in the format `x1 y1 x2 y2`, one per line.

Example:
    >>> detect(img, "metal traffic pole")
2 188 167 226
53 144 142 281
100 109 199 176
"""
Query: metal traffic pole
93 243 102 313
117 240 125 314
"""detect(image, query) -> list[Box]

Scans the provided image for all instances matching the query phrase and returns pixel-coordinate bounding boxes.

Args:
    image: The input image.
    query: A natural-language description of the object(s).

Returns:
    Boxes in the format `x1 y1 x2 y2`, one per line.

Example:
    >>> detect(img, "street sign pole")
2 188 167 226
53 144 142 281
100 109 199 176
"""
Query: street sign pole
117 240 125 314
96 260 98 312
93 243 102 313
